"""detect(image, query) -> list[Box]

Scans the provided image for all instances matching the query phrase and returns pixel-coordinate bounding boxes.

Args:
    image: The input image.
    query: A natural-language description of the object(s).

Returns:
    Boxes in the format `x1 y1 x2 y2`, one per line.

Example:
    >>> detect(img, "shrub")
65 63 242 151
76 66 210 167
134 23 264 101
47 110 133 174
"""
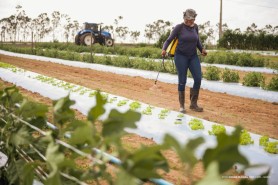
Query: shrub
243 72 265 87
221 68 240 82
265 75 278 91
225 52 239 65
251 58 265 67
236 53 253 66
204 66 221 81
203 53 215 64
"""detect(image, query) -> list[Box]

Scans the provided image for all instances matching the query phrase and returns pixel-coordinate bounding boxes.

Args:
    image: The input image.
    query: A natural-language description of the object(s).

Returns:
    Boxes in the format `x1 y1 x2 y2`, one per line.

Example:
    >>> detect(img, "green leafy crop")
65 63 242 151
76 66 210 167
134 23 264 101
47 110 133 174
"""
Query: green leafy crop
129 101 141 111
158 109 170 119
264 142 278 154
0 85 269 185
142 106 153 115
188 118 204 130
208 124 226 136
117 99 129 107
259 136 278 154
239 130 254 145
177 113 184 118
259 136 269 147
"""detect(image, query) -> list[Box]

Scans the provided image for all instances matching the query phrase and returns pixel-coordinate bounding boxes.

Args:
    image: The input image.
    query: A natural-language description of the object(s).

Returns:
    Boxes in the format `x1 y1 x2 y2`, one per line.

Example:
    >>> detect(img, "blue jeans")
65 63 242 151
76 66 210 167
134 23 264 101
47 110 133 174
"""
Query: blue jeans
174 53 202 91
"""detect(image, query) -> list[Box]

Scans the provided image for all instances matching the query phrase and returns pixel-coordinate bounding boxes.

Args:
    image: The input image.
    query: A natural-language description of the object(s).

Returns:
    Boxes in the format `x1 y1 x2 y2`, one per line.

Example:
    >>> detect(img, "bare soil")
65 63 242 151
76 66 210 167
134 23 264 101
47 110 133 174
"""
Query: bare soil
1 54 276 184
0 54 277 139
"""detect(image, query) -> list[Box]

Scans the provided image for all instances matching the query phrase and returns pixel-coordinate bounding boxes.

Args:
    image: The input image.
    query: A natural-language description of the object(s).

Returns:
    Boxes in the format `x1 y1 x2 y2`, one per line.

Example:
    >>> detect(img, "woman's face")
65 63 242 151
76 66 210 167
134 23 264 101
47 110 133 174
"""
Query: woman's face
184 19 195 27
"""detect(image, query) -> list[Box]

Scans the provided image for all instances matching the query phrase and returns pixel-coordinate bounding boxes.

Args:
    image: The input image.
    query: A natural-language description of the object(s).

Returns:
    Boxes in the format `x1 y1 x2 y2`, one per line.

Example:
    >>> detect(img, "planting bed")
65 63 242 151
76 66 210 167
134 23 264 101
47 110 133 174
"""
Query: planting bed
0 51 278 184
0 61 278 184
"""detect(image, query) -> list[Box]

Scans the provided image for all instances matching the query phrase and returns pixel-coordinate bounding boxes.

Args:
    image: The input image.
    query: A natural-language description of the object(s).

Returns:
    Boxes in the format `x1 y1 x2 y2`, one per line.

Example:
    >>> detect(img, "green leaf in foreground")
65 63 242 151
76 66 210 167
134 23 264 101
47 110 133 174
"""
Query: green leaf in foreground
53 94 75 126
196 162 235 185
163 134 204 168
19 99 48 129
203 126 249 173
102 109 141 138
87 90 106 122
121 145 169 179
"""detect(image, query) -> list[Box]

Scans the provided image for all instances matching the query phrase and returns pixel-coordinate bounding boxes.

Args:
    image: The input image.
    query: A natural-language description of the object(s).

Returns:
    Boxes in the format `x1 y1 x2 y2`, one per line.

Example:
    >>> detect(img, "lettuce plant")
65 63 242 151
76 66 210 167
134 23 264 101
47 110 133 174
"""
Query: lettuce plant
188 119 204 130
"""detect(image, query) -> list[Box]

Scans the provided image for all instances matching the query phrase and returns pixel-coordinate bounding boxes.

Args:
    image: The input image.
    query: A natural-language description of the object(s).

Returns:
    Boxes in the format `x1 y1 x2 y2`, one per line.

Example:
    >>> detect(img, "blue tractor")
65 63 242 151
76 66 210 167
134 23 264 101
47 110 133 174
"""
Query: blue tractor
75 22 114 47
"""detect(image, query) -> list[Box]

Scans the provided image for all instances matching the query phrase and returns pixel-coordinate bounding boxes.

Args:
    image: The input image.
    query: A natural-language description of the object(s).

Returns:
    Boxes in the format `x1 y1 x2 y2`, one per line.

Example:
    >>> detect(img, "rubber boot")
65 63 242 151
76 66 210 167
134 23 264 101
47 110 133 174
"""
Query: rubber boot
178 91 185 113
190 88 203 112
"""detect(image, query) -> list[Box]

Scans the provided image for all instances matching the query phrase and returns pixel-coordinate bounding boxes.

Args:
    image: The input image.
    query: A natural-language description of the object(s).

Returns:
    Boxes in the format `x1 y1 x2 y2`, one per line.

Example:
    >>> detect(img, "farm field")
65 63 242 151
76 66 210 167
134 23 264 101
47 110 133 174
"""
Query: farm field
1 2 278 184
0 79 199 185
0 53 277 139
0 51 277 185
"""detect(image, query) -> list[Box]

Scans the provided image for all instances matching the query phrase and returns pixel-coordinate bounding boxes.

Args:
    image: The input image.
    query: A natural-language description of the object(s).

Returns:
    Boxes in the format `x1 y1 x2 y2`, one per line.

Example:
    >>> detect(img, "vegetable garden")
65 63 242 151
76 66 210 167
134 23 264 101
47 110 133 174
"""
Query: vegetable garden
0 43 278 185
1 5 278 184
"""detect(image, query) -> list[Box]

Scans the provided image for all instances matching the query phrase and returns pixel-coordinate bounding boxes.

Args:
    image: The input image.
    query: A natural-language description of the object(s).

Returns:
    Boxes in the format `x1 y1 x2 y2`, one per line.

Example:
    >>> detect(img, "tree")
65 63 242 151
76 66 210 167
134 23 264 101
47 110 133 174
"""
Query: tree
198 21 215 46
130 31 140 43
144 24 155 43
144 20 172 43
115 26 129 42
36 13 51 42
71 20 80 42
63 14 72 43
246 23 258 35
51 11 61 41
0 18 11 41
113 16 123 42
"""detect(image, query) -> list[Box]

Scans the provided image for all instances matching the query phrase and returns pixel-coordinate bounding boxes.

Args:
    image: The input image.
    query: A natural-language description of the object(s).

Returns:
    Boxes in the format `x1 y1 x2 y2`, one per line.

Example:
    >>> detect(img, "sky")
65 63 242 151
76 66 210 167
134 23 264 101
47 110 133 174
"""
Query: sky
0 0 278 42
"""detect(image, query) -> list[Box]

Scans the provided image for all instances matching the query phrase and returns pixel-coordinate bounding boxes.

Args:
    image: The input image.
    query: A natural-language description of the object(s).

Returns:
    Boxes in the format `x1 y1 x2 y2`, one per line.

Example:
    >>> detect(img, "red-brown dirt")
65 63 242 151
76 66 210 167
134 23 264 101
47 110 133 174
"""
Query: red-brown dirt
1 54 277 184
0 54 277 139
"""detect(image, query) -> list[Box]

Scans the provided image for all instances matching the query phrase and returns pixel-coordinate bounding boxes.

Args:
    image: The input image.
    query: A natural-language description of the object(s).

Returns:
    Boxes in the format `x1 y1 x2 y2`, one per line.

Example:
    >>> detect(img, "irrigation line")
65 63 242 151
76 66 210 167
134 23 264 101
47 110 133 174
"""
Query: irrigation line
46 123 174 185
16 148 47 181
29 144 87 185
0 104 174 185
0 106 102 184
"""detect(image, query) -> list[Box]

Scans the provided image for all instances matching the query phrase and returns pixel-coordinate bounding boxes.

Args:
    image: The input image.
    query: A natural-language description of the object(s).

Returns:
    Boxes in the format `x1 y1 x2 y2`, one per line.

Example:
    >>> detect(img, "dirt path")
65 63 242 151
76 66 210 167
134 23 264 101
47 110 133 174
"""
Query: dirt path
0 54 277 139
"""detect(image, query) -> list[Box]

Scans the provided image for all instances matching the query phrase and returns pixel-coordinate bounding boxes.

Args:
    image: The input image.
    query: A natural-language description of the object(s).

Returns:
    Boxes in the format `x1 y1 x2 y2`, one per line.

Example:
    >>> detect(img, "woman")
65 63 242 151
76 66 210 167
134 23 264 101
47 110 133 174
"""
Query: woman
161 9 207 113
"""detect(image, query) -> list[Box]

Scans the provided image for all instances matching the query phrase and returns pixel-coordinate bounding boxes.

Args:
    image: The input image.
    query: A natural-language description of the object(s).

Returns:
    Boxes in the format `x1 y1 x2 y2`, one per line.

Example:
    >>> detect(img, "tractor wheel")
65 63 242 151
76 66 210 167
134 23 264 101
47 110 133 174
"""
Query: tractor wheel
75 35 80 45
80 33 96 46
105 38 114 47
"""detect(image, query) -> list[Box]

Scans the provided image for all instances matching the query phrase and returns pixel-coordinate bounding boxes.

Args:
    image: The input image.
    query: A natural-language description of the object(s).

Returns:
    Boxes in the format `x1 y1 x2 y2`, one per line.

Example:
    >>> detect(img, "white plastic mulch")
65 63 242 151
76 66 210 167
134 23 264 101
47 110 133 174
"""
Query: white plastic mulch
0 50 277 103
0 67 277 185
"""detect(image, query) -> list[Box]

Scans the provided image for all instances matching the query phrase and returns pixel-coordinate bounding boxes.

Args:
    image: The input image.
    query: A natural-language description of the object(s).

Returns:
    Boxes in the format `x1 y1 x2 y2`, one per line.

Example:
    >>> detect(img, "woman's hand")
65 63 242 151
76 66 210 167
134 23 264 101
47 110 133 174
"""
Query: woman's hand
161 50 167 57
201 49 207 56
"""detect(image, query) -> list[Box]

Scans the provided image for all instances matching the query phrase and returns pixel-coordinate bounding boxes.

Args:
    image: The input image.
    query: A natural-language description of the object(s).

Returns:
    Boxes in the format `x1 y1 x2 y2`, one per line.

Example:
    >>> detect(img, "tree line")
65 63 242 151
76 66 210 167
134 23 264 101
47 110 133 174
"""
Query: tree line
0 5 175 44
218 23 278 50
1 5 277 50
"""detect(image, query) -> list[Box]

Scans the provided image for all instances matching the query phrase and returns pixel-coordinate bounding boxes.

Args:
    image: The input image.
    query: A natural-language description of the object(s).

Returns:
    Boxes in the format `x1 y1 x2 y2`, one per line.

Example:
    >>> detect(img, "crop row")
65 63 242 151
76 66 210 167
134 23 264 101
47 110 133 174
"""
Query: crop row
1 47 277 91
0 43 276 69
1 84 272 185
1 63 276 154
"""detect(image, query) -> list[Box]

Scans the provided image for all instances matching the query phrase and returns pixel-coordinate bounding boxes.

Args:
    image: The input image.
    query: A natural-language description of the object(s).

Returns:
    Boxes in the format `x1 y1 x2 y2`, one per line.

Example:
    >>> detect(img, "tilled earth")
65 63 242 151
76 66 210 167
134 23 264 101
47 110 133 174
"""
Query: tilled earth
1 54 277 139
1 54 277 184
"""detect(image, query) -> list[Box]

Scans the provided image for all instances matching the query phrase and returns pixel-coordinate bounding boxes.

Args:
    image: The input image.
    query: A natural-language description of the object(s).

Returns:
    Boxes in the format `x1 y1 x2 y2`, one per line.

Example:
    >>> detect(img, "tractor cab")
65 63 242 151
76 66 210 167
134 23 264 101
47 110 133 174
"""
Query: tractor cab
83 23 99 32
